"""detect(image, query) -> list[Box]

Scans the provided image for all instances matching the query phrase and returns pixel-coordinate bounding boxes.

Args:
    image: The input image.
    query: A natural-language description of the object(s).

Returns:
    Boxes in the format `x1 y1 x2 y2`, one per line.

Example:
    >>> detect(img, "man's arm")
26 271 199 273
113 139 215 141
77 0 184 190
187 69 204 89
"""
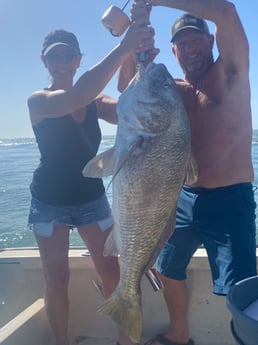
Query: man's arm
95 94 118 124
149 0 249 74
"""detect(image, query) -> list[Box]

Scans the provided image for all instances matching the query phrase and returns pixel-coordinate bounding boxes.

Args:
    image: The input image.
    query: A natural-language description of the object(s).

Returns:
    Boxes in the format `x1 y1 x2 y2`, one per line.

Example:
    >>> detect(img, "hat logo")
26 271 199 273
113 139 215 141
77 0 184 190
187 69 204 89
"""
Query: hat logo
174 17 199 31
185 17 198 25
174 21 180 30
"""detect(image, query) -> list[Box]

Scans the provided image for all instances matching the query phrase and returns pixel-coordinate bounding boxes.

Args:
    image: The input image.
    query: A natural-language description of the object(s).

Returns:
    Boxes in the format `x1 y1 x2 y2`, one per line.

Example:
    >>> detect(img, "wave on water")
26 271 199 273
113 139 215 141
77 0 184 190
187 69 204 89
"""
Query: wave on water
0 135 115 148
252 129 258 144
1 129 257 146
0 138 36 147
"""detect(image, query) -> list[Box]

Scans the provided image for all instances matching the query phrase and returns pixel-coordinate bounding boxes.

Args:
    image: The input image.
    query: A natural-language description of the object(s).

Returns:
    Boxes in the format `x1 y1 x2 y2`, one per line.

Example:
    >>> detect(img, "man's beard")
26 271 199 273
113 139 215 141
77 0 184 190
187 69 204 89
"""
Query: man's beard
183 52 214 76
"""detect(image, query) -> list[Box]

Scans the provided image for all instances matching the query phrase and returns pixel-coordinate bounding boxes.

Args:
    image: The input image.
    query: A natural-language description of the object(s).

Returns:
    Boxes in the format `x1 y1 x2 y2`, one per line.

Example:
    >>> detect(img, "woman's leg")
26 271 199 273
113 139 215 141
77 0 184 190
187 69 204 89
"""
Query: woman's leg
35 225 70 345
78 224 120 297
78 224 137 345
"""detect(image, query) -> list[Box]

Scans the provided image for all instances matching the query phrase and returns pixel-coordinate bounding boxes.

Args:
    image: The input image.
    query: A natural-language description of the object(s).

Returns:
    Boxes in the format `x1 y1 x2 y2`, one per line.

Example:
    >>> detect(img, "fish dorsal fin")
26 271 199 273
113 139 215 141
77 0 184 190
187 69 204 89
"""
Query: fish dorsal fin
82 147 115 178
185 156 198 185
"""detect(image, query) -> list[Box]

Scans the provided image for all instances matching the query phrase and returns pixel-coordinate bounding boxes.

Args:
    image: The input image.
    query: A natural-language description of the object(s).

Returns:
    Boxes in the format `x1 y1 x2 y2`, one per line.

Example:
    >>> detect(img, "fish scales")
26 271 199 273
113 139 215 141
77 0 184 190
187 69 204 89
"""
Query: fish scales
83 62 196 343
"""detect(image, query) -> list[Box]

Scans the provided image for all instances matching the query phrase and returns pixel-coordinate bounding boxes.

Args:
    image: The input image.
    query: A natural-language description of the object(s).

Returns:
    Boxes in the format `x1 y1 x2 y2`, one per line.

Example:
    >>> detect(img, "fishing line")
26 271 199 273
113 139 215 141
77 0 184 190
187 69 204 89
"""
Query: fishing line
121 0 131 11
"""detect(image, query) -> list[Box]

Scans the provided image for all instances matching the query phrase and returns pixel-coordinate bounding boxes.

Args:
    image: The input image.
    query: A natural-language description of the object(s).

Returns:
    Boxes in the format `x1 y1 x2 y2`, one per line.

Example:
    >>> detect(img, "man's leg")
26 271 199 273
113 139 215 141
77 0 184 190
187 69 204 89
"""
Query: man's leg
159 275 190 344
147 187 200 345
201 184 257 295
147 226 198 345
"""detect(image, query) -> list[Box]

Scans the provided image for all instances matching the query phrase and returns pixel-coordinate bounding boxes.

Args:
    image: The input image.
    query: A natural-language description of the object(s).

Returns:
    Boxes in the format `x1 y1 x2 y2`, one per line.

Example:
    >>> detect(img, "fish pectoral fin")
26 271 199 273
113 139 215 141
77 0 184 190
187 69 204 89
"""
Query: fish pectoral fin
111 136 144 181
82 147 115 178
185 156 198 185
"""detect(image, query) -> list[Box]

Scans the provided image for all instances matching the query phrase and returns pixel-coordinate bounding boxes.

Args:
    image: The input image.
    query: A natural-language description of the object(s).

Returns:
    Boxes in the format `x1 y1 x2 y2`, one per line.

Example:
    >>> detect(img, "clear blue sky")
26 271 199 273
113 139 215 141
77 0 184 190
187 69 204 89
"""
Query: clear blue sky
1 0 257 138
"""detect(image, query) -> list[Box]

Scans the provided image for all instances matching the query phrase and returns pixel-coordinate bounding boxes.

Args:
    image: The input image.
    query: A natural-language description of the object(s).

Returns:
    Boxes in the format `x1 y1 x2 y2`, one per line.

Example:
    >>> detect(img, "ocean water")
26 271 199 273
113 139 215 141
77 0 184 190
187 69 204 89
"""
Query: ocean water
1 133 258 250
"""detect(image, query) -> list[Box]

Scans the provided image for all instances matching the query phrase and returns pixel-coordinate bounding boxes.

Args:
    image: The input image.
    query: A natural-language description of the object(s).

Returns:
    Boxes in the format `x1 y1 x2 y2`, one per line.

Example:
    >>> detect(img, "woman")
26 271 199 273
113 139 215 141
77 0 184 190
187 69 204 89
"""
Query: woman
27 23 154 345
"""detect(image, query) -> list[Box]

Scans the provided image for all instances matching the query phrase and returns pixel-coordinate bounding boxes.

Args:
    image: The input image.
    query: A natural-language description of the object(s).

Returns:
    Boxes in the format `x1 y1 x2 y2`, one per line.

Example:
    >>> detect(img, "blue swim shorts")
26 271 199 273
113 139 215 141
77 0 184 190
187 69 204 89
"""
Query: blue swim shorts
157 183 257 295
28 193 113 238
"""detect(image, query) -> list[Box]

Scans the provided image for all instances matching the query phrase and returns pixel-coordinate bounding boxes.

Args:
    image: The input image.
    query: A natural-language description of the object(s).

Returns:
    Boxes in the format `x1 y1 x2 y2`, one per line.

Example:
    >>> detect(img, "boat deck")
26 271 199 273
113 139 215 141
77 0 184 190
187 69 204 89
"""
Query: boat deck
2 247 257 345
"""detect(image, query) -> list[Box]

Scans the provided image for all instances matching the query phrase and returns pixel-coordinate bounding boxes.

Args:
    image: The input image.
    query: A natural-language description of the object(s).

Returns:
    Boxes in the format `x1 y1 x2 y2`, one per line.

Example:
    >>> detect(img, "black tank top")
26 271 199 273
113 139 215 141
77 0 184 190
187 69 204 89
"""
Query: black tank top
30 102 105 206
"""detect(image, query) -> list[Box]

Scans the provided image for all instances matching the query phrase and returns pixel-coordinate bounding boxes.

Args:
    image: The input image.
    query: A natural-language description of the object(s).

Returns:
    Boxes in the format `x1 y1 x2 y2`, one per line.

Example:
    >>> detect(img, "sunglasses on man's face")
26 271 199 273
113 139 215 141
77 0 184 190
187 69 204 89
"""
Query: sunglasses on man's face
45 53 78 64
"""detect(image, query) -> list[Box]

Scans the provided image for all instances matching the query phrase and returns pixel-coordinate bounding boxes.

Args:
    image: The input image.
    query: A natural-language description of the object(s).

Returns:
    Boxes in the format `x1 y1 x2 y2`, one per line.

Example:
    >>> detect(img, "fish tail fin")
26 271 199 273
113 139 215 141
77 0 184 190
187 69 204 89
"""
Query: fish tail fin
98 291 142 343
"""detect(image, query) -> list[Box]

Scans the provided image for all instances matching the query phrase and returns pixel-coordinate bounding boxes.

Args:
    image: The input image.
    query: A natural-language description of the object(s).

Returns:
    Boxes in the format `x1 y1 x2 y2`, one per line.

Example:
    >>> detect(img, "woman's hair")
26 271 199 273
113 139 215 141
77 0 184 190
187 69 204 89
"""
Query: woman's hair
41 29 81 55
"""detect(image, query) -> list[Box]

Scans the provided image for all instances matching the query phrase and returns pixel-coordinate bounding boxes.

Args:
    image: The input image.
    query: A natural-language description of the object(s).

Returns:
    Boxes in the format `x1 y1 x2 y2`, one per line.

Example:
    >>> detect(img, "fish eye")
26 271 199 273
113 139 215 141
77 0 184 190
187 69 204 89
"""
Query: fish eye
162 79 172 89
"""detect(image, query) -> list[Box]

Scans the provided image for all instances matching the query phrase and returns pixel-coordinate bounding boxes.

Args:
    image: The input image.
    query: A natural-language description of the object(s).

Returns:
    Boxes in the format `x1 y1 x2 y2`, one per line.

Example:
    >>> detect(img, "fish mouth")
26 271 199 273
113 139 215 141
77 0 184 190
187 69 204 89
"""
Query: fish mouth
134 61 155 82
142 61 168 76
145 61 156 72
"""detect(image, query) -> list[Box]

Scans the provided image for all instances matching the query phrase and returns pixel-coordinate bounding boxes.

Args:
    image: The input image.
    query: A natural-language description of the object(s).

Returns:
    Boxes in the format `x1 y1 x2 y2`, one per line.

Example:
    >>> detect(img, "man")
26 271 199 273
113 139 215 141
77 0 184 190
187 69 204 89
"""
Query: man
119 1 257 345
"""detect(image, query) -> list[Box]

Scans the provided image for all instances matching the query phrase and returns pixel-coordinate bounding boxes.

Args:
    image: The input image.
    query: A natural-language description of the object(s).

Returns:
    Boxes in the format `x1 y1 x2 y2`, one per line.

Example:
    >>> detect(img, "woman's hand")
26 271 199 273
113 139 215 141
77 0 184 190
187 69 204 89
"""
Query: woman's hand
120 20 155 56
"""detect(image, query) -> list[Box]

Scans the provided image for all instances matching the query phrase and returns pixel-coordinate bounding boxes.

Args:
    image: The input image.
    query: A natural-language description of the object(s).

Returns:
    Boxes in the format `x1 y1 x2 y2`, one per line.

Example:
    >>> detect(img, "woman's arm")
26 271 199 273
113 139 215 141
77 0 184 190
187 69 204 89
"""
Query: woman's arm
28 21 155 121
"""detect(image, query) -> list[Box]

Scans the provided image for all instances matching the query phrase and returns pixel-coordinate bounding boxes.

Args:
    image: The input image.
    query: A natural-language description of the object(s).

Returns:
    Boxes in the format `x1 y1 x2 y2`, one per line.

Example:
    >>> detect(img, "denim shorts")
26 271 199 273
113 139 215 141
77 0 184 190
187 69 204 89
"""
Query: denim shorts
157 183 257 295
28 193 113 238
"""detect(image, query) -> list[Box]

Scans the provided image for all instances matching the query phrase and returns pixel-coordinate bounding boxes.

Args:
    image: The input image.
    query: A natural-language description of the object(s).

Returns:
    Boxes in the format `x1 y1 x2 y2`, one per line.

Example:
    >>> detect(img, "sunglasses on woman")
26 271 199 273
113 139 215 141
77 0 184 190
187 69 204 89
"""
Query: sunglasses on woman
45 53 78 64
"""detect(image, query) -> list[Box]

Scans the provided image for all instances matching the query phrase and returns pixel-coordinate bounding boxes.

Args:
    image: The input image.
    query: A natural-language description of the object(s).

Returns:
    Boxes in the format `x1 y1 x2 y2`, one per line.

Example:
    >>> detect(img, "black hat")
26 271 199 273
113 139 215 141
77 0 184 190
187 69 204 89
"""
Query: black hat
171 13 210 43
42 29 81 56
